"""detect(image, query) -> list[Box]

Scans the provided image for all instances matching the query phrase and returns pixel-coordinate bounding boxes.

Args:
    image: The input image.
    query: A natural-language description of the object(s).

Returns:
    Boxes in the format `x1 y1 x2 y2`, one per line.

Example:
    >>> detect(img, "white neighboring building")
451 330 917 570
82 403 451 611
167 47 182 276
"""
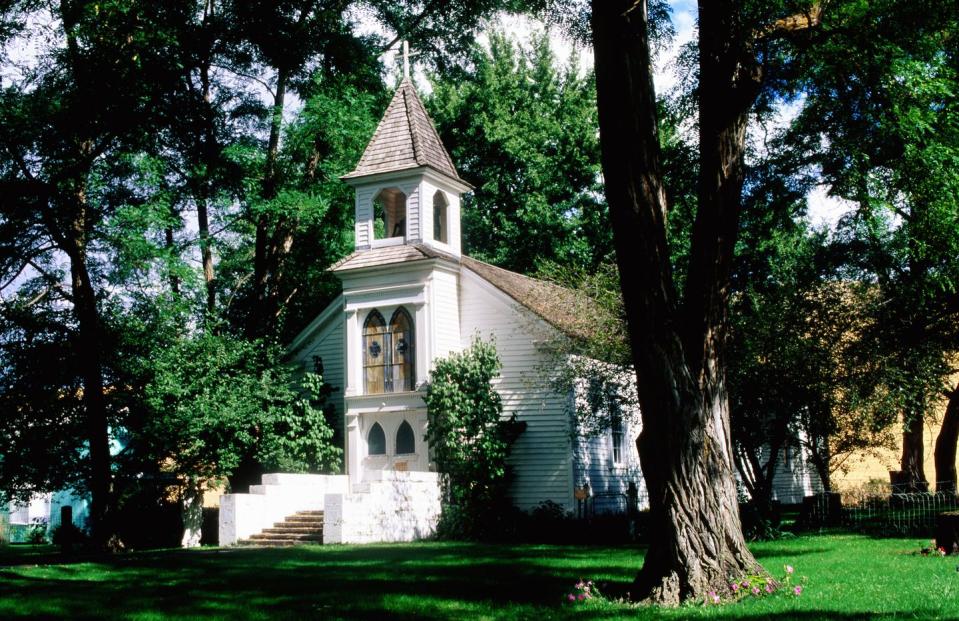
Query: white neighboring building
2 490 88 543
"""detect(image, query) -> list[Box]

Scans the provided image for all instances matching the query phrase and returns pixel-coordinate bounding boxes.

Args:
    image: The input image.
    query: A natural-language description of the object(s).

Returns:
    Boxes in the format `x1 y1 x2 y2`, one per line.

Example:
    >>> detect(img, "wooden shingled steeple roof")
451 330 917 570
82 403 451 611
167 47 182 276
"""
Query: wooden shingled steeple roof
341 78 466 185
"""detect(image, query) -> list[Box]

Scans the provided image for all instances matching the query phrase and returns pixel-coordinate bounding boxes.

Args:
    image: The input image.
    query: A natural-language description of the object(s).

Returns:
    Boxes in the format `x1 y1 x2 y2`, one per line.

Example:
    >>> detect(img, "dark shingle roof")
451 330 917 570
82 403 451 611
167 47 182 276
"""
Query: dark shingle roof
342 79 464 184
460 256 602 342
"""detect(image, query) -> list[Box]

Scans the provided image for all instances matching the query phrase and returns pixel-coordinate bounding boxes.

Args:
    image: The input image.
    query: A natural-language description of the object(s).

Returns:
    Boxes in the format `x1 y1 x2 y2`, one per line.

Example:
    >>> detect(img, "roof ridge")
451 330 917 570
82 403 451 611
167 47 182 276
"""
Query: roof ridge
402 82 424 167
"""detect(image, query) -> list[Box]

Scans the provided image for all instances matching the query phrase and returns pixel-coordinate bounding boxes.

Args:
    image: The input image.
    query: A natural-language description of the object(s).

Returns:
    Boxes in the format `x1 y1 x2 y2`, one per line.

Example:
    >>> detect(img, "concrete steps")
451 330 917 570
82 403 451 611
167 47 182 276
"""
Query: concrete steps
236 511 324 547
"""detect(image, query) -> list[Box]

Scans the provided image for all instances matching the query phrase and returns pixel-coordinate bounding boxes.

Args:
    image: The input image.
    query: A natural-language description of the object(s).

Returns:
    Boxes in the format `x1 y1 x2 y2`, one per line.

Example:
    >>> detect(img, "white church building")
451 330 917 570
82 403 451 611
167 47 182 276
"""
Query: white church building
218 76 817 546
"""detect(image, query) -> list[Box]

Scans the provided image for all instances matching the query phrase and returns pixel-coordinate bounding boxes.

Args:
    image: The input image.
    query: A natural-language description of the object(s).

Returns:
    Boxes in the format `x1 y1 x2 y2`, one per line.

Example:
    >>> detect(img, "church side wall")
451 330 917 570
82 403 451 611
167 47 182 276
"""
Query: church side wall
430 269 460 361
459 270 574 512
572 411 648 515
291 306 346 446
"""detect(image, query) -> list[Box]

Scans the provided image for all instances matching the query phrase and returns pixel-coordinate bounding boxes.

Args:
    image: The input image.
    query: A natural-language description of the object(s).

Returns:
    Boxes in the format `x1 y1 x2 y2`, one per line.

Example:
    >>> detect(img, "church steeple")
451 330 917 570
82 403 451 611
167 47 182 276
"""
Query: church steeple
342 77 471 255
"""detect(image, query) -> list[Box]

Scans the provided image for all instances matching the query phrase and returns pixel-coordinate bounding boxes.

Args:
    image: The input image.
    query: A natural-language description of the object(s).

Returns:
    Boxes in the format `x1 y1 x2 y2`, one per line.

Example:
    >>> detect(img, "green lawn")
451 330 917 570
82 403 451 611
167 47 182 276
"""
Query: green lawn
0 534 955 620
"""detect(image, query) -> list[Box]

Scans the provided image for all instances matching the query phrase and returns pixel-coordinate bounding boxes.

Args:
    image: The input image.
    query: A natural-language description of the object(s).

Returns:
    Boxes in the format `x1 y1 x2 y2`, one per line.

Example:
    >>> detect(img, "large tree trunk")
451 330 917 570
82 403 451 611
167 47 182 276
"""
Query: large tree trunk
935 385 959 494
900 411 928 492
250 67 289 339
197 33 217 317
591 0 760 605
58 4 112 547
62 184 112 547
181 476 204 548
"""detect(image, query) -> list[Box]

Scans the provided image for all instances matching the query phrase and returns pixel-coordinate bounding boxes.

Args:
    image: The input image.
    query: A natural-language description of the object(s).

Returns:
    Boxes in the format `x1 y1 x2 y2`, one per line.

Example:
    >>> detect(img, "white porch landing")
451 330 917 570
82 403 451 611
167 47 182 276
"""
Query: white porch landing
219 471 441 546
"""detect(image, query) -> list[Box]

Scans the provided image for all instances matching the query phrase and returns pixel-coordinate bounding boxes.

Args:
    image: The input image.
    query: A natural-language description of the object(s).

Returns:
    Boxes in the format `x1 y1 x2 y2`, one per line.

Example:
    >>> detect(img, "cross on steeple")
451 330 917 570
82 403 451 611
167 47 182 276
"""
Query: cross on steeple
400 40 418 80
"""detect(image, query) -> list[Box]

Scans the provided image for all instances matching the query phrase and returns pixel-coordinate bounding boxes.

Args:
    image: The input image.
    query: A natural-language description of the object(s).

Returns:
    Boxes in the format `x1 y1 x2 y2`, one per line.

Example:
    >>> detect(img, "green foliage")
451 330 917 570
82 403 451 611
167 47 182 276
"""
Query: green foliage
424 338 525 538
429 30 609 274
141 333 341 485
769 0 959 482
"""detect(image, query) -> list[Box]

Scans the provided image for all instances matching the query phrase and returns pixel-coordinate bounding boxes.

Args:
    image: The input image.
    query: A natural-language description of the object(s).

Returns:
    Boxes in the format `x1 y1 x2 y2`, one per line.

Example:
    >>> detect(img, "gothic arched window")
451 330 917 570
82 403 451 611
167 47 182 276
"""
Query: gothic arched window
362 307 415 394
368 422 386 456
389 307 414 392
363 310 388 395
396 420 415 455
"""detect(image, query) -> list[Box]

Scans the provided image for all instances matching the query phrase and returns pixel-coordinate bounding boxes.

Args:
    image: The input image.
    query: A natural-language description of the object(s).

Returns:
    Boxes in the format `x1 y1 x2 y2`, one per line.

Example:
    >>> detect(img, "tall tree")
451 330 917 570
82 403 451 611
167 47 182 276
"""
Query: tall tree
588 0 826 603
783 0 959 491
0 0 185 544
429 30 609 274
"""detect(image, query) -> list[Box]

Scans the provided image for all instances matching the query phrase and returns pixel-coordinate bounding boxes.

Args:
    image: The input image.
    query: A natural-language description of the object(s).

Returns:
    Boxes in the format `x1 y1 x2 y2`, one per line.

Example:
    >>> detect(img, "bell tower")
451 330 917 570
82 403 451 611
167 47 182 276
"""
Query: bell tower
341 77 471 256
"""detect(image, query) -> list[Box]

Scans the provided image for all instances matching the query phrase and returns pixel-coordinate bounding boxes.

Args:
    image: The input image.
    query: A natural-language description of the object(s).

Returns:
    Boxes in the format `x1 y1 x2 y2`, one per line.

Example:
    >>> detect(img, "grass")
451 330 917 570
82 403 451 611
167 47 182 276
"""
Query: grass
0 534 956 620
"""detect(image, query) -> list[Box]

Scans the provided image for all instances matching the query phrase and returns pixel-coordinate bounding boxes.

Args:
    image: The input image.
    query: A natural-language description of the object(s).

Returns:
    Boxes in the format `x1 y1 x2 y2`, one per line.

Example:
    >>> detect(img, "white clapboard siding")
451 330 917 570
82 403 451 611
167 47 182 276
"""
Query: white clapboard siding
355 188 375 248
770 443 824 504
738 442 824 505
430 269 460 360
292 304 347 439
459 269 574 511
405 185 421 243
572 413 648 515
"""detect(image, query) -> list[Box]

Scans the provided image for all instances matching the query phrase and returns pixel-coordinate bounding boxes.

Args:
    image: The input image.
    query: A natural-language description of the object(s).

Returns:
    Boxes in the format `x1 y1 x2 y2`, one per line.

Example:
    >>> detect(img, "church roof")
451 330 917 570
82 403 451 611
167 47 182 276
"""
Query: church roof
342 78 464 184
329 243 457 272
459 256 602 343
330 246 602 342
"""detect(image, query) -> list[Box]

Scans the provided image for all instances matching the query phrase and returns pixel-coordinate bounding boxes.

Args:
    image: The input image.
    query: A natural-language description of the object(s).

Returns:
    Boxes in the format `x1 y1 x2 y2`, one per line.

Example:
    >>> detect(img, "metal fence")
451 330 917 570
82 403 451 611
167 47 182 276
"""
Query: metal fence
802 480 959 535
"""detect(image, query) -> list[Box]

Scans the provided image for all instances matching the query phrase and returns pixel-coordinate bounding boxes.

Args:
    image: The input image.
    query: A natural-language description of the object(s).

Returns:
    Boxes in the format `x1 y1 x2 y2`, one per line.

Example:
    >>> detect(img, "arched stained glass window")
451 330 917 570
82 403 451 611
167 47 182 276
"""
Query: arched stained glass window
363 310 387 395
389 307 414 392
368 422 386 456
362 307 415 394
396 420 415 455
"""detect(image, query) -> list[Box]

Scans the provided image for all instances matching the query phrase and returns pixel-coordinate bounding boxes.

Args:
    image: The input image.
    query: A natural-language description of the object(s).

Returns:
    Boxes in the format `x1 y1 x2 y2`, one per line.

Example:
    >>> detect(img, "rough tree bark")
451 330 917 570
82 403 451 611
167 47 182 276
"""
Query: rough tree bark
935 384 959 495
591 0 764 604
900 410 929 492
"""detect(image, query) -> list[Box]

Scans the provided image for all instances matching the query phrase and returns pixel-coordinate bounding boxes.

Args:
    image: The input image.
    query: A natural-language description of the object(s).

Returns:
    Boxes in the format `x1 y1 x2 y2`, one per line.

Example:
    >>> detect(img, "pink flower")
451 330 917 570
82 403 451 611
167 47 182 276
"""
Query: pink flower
730 583 739 592
578 594 586 601
785 565 794 574
741 581 750 588
794 586 803 596
708 591 720 604
765 584 774 594
752 587 761 596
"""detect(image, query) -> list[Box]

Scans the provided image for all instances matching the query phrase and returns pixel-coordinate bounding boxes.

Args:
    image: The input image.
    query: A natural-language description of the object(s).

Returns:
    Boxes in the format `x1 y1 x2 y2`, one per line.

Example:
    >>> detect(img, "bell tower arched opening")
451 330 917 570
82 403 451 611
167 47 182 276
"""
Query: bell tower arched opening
373 188 407 240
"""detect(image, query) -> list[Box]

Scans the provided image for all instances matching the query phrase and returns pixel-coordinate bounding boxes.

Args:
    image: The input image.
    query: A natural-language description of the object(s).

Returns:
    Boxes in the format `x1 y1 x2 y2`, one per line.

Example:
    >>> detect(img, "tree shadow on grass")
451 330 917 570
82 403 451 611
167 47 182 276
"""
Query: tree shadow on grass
0 543 641 620
0 542 946 621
